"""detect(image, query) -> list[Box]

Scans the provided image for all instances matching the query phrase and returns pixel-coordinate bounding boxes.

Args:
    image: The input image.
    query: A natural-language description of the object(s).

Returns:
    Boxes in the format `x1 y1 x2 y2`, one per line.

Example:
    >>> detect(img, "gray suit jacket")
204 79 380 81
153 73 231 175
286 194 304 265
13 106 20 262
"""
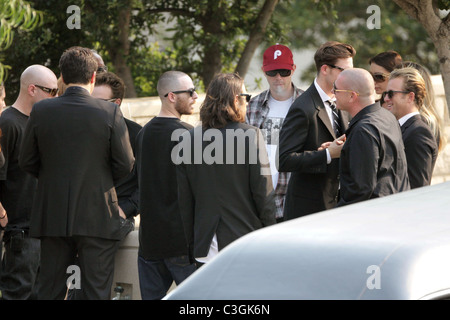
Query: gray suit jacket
19 86 134 240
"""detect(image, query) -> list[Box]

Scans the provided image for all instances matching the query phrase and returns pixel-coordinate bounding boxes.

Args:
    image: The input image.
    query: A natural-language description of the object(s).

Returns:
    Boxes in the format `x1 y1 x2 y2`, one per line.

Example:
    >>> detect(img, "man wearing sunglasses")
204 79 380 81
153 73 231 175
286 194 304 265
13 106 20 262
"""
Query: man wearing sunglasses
19 47 134 300
384 67 438 189
246 44 304 223
135 71 197 299
334 68 410 206
0 64 58 299
278 41 355 221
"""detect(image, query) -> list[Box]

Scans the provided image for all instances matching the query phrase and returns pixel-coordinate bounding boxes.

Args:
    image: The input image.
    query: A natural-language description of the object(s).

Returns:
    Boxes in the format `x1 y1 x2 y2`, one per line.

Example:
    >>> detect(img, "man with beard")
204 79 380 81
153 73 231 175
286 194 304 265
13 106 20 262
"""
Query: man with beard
246 44 304 223
135 71 198 299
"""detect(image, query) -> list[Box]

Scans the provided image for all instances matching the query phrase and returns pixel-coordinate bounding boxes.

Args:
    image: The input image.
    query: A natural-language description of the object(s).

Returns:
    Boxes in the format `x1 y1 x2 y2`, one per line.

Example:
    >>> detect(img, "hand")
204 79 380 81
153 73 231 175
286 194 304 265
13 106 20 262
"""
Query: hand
0 211 7 228
328 134 346 159
318 142 331 151
118 206 127 220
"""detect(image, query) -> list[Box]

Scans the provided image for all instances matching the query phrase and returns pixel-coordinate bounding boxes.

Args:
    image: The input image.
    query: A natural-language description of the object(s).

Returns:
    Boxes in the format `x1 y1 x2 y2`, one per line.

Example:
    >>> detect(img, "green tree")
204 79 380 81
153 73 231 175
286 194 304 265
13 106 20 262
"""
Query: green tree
393 0 450 117
276 0 440 82
275 0 450 116
4 0 281 100
0 0 43 82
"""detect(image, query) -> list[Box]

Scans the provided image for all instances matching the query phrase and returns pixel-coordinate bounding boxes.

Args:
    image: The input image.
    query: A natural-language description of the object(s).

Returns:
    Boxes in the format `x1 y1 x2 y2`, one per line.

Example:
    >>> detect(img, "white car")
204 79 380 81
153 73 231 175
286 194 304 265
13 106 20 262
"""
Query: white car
165 181 450 300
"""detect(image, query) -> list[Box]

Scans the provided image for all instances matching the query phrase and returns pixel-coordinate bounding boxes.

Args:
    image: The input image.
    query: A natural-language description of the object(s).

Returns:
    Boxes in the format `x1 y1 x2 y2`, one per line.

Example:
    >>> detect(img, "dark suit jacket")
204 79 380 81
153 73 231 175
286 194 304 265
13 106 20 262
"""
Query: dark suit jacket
401 114 438 189
338 104 410 206
278 83 350 219
176 122 276 259
116 118 142 217
19 86 134 240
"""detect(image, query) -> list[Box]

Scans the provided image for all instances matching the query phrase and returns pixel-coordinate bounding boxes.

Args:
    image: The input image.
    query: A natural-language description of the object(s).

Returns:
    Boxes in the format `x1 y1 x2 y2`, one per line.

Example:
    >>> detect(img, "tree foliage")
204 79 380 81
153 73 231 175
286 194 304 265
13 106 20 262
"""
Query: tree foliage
0 0 43 82
3 0 282 102
275 0 441 84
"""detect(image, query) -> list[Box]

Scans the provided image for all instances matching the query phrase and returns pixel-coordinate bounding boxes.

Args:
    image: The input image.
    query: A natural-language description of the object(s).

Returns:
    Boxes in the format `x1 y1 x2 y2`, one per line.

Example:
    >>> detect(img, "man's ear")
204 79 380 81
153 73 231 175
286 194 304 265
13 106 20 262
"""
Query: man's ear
91 71 97 84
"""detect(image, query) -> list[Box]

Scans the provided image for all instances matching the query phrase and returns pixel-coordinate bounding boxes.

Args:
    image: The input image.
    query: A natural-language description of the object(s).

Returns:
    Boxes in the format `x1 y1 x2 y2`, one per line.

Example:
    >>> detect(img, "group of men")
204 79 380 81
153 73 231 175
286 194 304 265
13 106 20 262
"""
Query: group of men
0 40 440 300
255 41 437 221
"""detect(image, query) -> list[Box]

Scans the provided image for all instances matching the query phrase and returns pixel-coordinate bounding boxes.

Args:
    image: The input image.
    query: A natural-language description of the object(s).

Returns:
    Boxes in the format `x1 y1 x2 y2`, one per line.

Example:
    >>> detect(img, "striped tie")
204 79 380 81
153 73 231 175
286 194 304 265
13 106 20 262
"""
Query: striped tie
328 100 342 137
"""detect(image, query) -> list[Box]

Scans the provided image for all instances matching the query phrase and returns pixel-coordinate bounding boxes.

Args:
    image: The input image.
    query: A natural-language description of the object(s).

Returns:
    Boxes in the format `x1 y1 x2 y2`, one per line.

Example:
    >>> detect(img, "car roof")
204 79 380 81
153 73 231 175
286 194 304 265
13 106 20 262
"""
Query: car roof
165 181 450 300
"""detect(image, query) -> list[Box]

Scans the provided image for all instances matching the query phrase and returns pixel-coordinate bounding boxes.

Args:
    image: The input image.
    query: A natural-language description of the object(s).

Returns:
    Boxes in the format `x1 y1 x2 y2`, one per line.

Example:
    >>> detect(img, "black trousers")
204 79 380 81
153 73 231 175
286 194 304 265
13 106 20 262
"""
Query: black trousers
35 235 119 300
0 230 40 300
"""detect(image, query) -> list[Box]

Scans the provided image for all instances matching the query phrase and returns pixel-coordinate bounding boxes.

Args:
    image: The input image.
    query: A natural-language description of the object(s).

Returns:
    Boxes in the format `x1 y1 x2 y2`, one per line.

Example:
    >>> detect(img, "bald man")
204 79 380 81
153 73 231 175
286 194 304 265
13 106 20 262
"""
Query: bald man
0 64 58 299
332 68 410 206
135 71 197 300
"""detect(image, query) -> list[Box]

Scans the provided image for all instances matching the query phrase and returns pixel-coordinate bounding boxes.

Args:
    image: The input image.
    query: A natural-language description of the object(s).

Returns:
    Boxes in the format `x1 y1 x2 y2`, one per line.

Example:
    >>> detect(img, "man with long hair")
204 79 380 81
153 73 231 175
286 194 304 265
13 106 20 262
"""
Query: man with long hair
176 73 276 267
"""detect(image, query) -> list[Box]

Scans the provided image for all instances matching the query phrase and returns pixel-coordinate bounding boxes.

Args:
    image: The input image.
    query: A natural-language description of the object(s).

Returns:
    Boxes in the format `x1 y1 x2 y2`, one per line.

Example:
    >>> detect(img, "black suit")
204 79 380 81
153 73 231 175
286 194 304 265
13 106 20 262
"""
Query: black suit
338 104 410 206
401 114 438 189
19 86 134 299
278 83 350 220
176 122 276 260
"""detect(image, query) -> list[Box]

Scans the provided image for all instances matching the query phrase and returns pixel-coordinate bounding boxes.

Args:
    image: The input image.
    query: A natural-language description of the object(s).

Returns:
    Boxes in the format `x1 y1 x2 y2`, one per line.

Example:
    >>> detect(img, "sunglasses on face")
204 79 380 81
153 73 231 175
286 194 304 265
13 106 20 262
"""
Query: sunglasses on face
382 90 410 100
239 93 252 102
35 84 58 97
372 72 390 83
332 83 359 95
164 88 196 97
326 64 345 72
265 69 292 77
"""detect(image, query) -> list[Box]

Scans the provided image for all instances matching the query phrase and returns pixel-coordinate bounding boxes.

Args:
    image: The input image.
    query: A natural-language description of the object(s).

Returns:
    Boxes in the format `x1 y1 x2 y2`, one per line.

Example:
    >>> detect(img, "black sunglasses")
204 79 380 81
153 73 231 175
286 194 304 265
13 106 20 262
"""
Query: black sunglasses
164 88 196 97
382 90 410 100
265 69 292 77
35 84 58 97
97 66 108 73
239 93 252 102
325 64 345 72
372 73 390 83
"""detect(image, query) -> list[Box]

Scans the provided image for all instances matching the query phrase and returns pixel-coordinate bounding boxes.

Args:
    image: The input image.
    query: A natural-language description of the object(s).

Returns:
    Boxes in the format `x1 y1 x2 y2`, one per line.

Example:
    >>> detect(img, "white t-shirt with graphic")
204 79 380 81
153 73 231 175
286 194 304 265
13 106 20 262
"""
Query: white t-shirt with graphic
262 95 293 190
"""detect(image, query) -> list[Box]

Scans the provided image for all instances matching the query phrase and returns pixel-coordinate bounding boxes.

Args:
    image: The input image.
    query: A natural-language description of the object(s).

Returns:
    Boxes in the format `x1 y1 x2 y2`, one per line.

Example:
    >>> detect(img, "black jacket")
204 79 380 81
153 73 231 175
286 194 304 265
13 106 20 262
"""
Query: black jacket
278 83 350 219
401 114 438 189
19 86 134 240
176 122 276 259
338 103 410 206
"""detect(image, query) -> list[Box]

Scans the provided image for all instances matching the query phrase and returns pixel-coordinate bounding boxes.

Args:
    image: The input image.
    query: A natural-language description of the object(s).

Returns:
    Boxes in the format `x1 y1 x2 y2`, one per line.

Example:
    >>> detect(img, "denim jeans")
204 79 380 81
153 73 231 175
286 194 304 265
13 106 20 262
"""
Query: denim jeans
138 255 196 300
0 230 40 300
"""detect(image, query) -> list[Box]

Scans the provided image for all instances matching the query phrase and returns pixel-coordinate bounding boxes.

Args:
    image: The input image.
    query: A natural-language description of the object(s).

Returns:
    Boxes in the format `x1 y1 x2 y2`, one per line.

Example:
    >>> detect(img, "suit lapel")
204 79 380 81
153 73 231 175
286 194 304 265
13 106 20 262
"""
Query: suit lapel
310 85 335 138
401 114 419 134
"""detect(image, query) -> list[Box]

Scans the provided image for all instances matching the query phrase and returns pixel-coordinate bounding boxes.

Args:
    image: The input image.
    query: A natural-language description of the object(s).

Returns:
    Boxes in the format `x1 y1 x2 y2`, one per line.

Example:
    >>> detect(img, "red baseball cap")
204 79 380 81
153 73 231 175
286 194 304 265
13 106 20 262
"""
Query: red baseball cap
262 44 294 72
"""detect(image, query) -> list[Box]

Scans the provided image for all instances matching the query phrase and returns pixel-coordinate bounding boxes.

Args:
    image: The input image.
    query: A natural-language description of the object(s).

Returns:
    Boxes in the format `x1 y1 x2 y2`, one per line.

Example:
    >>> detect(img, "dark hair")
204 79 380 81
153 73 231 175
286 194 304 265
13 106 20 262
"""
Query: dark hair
59 46 98 85
95 72 125 100
369 51 403 72
200 73 245 129
314 41 356 72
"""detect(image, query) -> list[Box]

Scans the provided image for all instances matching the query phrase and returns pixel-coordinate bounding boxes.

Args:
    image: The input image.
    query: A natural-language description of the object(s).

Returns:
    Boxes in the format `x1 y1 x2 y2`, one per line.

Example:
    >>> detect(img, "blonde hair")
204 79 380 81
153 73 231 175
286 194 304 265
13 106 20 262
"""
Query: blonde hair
393 64 446 152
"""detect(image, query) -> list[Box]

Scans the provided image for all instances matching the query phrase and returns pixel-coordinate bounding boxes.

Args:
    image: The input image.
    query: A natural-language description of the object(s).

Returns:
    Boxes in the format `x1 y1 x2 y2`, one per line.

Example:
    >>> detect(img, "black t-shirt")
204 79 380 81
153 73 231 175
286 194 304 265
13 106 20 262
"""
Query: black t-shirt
0 107 37 232
135 117 193 259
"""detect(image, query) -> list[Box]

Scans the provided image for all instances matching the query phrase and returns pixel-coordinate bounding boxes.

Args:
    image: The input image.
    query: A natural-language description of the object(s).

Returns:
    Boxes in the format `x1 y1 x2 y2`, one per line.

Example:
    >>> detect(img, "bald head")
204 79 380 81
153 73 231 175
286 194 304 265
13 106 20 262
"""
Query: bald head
20 65 58 92
157 71 192 98
334 68 376 117
338 68 376 100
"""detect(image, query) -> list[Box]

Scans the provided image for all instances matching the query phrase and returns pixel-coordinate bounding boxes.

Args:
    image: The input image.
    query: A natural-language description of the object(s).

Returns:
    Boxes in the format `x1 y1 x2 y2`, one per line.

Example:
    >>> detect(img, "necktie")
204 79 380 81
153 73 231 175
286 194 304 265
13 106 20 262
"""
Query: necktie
328 100 342 137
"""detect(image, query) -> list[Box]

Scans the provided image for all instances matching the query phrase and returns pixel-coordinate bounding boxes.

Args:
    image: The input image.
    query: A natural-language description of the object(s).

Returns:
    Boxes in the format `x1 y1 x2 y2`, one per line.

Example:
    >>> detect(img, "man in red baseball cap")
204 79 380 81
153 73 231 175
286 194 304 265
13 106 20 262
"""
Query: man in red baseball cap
246 44 303 223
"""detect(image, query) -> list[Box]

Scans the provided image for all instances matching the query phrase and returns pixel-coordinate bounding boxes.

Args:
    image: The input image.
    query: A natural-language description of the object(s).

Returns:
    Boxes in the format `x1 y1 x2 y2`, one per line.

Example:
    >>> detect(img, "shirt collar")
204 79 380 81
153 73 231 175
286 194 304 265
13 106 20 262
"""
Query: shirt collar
314 78 334 105
398 111 420 126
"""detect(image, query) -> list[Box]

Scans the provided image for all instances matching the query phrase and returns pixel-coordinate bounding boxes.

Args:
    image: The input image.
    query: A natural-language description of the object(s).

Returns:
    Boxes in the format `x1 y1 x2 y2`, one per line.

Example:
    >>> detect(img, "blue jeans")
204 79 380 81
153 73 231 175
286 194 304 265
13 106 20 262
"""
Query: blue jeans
138 255 196 300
